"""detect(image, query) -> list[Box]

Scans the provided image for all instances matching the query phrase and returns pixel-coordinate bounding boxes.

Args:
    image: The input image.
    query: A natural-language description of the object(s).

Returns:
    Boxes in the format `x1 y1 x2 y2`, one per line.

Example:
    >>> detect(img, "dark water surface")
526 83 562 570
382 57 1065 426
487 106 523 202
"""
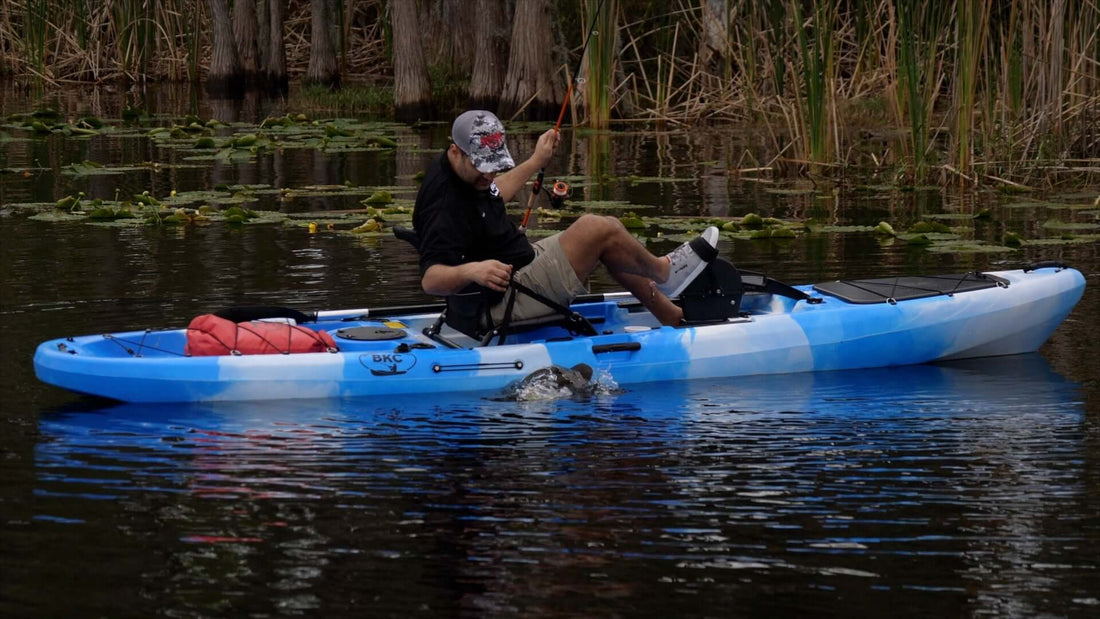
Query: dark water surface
2 90 1099 617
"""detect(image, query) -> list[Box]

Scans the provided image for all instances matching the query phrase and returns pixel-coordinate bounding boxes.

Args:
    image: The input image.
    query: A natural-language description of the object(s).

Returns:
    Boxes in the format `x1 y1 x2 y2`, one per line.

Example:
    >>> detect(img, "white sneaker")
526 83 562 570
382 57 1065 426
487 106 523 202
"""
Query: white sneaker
657 226 720 298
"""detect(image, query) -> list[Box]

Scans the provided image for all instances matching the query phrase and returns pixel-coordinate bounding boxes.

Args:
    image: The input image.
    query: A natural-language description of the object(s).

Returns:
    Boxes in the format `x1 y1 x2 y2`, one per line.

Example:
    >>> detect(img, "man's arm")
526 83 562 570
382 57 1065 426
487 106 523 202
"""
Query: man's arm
422 260 514 297
492 129 560 202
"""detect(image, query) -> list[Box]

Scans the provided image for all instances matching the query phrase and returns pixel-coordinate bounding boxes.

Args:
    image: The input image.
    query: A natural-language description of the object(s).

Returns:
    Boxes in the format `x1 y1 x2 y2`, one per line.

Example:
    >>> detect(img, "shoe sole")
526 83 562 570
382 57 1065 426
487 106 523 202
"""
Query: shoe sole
664 235 718 298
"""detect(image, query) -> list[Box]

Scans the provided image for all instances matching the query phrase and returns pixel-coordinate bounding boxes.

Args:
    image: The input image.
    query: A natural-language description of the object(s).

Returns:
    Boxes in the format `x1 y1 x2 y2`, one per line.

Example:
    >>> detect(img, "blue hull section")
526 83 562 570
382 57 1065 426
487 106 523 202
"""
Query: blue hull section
33 267 1086 403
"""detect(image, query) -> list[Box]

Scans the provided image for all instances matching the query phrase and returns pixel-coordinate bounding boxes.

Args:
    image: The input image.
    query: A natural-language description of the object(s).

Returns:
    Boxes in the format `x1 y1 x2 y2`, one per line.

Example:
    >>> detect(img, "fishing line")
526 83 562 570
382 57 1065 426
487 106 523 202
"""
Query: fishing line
521 0 608 230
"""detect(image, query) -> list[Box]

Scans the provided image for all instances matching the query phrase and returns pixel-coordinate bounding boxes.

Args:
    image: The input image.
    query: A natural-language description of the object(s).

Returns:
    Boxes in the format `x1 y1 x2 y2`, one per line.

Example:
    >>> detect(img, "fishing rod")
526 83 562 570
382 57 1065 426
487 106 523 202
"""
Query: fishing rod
520 0 608 231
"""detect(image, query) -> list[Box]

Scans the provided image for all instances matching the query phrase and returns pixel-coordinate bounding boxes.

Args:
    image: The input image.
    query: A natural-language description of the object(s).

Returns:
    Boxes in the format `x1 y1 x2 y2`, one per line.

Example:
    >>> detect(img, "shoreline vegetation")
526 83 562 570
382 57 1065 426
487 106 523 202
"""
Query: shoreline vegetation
1 0 1098 189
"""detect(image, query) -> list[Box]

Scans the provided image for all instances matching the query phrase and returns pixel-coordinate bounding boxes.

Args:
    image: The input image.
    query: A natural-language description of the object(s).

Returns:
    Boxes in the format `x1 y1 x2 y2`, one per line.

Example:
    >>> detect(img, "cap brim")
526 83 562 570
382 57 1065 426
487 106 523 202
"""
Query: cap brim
473 152 515 174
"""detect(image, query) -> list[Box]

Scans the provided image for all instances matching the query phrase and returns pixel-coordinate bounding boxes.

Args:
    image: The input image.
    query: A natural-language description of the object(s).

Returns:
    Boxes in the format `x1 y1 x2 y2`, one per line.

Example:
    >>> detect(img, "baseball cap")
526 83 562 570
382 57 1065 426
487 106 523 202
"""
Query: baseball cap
451 110 515 174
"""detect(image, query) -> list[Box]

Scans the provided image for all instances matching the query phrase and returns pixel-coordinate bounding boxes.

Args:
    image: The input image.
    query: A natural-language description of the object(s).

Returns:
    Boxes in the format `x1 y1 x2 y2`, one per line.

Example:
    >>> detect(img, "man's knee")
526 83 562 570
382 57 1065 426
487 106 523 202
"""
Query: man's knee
570 214 623 239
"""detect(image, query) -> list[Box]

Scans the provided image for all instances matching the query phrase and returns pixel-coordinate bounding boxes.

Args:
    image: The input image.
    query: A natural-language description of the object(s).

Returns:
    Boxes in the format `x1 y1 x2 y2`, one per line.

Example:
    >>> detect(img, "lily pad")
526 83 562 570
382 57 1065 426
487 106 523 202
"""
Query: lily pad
568 200 646 212
1041 219 1100 231
815 225 878 233
29 211 87 222
926 241 1016 254
923 212 981 221
62 161 124 176
1023 236 1099 246
898 232 959 242
764 187 818 196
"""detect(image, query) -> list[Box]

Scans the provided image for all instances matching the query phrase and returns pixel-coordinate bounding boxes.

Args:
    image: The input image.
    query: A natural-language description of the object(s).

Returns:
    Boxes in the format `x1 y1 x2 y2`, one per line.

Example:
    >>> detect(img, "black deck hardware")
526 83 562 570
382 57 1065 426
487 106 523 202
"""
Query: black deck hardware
335 326 407 341
431 360 524 373
1023 261 1067 273
593 342 641 354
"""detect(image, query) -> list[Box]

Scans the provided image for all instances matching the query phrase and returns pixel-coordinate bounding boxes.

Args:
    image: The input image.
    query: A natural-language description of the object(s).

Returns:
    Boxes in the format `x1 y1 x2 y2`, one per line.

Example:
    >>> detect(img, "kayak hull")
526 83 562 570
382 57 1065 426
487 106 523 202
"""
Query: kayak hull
33 267 1086 403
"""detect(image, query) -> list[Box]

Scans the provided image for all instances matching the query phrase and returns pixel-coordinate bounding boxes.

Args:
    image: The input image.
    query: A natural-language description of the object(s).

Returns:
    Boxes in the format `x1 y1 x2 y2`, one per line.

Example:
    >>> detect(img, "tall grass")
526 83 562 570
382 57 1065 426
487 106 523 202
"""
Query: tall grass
22 0 48 79
582 0 616 129
791 0 838 164
1 0 1096 186
613 0 1098 185
893 0 949 182
952 0 992 182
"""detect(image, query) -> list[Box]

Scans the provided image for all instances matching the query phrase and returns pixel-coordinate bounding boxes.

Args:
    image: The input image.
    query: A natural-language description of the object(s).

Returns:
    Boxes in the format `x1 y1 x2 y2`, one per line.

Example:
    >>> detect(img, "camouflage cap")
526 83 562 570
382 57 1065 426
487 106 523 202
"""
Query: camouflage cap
451 110 515 174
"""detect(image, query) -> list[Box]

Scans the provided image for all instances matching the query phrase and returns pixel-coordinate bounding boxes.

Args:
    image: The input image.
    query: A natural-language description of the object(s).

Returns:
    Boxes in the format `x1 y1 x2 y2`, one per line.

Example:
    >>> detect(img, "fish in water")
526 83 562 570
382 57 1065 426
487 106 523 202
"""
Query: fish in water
497 363 597 400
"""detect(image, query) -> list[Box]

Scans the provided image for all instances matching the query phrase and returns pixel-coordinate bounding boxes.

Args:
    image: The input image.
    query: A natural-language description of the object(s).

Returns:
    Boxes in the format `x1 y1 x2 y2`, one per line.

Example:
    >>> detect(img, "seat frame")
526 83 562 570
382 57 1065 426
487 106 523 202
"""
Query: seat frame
393 225 598 347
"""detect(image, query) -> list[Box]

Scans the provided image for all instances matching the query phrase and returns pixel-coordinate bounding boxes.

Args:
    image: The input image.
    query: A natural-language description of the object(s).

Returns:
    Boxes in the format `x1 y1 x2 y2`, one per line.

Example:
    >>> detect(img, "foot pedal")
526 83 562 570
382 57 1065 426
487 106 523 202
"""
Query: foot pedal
680 259 743 324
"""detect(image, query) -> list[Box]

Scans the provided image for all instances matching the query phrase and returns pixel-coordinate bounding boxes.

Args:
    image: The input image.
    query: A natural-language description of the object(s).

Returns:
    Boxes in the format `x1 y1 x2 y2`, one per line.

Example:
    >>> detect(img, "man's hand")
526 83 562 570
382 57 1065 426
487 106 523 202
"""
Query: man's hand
532 128 561 169
464 260 514 292
493 128 562 202
422 260 513 296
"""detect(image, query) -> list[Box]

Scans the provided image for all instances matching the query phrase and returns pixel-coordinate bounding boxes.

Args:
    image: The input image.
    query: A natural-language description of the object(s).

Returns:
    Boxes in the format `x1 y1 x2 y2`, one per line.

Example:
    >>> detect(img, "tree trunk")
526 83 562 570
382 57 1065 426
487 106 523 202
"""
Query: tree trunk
267 0 288 91
306 0 340 87
499 0 562 120
420 0 478 75
699 0 728 73
391 0 433 121
257 0 270 73
233 0 261 84
206 0 242 95
469 0 513 110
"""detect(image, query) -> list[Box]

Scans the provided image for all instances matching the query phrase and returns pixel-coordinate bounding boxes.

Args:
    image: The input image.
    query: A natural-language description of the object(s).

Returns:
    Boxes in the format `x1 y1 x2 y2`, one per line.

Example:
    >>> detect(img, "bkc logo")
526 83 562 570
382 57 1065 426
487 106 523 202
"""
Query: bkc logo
360 352 417 376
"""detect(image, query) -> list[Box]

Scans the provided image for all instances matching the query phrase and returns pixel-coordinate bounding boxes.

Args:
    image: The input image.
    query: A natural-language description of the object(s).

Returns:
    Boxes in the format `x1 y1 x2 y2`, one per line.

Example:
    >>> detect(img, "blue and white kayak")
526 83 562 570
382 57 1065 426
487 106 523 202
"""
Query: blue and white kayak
33 265 1085 403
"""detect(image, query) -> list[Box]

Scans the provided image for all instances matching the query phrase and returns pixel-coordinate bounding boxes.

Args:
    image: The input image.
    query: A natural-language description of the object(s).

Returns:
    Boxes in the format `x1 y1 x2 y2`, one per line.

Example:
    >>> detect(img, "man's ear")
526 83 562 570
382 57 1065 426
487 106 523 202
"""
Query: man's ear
447 143 462 157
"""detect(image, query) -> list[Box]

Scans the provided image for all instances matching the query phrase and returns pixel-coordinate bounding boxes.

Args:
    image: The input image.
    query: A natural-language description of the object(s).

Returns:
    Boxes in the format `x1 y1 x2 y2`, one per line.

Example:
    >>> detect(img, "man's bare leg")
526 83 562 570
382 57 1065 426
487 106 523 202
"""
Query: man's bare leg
557 214 684 325
557 214 670 283
612 271 683 326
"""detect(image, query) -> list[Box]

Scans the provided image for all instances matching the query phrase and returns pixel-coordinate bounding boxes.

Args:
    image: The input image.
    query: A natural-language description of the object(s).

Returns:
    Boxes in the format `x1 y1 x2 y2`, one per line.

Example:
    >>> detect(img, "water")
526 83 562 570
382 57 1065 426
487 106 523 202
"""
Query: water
2 89 1099 617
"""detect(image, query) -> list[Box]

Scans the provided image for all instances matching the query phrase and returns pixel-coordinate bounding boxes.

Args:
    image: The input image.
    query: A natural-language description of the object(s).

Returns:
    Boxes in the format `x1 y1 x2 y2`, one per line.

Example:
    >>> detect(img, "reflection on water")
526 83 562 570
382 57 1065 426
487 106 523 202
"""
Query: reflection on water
3 88 1099 617
11 356 1094 616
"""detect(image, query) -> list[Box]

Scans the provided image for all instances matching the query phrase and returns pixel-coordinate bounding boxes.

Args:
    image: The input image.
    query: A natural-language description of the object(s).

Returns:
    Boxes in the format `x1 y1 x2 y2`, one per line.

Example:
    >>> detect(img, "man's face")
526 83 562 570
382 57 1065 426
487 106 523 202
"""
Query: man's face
450 145 497 191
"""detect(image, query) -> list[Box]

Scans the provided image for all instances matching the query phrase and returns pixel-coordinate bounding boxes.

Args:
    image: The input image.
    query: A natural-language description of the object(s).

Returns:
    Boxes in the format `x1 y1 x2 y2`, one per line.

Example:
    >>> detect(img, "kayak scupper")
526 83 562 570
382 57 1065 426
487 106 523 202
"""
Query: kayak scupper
32 266 1086 403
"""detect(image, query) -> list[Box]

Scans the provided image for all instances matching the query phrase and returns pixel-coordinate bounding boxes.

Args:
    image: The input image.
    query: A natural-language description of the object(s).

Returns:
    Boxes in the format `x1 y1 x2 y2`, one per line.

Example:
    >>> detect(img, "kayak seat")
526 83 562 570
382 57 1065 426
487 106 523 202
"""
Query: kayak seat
393 225 598 347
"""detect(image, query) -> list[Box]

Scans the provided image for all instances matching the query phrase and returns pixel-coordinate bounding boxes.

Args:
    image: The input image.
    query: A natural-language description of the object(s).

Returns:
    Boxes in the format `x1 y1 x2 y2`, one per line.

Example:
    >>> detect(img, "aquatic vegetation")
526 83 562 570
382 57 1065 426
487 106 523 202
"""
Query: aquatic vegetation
925 241 1015 254
739 213 764 228
907 221 952 234
619 213 646 229
2 104 1094 266
351 219 384 234
87 206 135 220
1042 220 1100 232
362 191 393 205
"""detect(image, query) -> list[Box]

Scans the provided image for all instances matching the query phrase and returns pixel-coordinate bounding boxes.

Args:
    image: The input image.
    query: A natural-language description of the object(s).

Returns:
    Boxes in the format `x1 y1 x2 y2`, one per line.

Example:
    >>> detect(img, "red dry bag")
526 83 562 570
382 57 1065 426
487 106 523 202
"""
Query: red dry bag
185 314 337 356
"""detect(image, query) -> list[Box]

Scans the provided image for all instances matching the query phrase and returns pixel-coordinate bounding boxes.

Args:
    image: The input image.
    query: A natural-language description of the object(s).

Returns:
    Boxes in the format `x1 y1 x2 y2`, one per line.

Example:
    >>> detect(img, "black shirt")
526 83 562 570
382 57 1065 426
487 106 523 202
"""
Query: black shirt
413 150 534 277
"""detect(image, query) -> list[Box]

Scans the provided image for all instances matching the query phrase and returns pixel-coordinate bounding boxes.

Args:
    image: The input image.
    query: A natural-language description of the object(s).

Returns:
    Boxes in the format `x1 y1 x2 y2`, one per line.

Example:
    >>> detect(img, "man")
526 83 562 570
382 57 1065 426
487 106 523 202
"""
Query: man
413 110 719 328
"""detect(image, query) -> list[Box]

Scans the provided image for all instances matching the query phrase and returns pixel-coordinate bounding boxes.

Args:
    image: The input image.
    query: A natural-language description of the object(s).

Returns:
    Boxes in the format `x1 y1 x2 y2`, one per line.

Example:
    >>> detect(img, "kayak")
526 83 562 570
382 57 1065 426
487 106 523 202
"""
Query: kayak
33 264 1085 403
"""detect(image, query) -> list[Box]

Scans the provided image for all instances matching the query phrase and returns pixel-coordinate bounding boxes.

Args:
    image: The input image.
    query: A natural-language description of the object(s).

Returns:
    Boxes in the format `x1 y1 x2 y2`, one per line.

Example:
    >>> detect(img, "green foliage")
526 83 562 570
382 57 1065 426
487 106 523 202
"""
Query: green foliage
427 63 470 118
908 220 951 234
619 213 646 229
362 191 393 205
298 84 395 116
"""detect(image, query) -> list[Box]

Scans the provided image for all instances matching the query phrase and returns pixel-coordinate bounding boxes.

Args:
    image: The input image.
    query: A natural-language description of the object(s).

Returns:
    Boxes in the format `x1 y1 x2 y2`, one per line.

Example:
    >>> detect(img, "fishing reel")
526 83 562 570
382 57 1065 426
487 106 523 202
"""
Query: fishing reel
545 180 571 209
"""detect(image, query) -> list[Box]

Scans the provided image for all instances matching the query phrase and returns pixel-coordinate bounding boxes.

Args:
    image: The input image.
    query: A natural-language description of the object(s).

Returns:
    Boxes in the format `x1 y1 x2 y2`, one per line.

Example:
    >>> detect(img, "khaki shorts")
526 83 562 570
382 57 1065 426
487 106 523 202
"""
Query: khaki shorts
489 232 588 324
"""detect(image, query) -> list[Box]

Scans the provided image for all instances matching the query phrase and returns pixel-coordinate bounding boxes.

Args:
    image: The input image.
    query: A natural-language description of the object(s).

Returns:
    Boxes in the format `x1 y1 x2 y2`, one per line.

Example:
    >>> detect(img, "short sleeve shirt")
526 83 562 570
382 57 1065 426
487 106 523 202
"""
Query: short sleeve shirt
413 151 535 276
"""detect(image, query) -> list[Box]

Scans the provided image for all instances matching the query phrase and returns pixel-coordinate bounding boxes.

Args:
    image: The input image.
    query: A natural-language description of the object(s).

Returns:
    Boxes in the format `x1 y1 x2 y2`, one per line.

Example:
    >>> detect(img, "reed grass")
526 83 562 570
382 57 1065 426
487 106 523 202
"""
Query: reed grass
582 0 616 129
1 0 1096 187
893 0 949 182
791 0 838 164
